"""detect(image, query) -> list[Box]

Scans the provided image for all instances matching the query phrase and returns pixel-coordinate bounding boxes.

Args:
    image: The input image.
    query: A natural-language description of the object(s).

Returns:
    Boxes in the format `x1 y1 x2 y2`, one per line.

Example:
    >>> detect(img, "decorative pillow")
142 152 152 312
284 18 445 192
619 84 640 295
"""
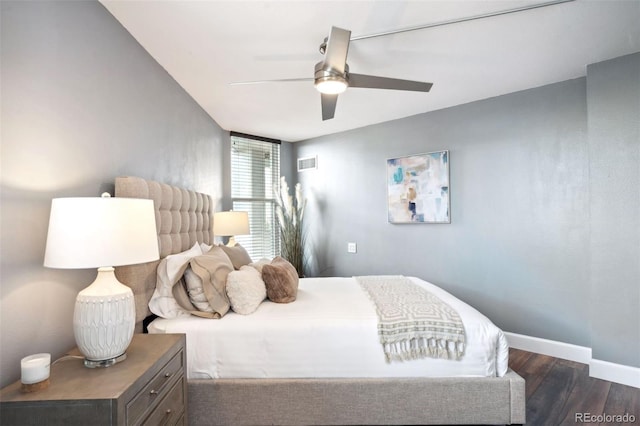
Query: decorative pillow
249 258 271 274
186 246 234 318
226 266 267 315
149 242 203 319
262 256 299 303
184 267 214 313
220 243 253 270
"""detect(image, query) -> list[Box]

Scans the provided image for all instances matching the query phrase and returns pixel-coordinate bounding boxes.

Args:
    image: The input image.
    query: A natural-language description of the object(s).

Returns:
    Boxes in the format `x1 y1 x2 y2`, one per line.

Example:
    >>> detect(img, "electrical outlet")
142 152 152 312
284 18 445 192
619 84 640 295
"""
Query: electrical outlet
347 242 357 253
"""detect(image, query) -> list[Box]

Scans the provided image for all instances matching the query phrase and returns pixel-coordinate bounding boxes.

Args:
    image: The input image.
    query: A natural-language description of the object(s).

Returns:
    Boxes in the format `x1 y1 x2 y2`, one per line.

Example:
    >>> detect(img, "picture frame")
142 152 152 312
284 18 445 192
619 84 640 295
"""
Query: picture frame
387 150 450 224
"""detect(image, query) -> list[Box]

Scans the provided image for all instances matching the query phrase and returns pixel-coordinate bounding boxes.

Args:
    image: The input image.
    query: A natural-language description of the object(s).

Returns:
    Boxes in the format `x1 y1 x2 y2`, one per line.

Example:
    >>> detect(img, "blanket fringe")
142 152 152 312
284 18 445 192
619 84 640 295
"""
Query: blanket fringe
383 338 465 362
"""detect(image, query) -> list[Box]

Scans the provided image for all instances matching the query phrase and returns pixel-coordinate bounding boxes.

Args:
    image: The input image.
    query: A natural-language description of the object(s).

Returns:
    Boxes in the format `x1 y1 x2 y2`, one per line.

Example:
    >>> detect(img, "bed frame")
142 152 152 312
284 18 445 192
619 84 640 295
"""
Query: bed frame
114 176 526 425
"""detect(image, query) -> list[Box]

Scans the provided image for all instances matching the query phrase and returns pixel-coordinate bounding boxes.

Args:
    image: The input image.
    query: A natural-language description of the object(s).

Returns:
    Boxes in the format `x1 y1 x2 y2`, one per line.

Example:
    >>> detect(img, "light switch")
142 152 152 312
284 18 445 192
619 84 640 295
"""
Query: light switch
347 242 357 253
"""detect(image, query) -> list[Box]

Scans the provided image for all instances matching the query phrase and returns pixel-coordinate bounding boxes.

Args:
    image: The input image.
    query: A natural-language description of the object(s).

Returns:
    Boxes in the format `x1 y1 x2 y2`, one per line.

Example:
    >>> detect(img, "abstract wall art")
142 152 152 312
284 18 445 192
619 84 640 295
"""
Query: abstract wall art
387 150 450 223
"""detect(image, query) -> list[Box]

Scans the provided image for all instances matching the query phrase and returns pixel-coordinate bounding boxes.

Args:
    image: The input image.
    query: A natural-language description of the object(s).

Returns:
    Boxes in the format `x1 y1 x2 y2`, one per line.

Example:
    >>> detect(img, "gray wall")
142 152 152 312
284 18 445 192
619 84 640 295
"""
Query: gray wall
0 1 226 387
295 55 640 368
587 53 640 367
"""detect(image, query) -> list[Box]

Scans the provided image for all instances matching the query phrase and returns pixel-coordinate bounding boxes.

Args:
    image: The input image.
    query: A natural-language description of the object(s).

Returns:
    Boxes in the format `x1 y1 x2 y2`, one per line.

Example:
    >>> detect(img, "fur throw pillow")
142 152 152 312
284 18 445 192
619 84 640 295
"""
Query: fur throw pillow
262 256 299 303
226 266 267 314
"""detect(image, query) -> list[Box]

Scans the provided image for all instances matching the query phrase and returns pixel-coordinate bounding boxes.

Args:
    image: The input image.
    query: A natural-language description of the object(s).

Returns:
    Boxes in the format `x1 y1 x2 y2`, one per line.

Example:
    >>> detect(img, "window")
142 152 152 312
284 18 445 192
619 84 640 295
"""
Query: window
230 132 281 260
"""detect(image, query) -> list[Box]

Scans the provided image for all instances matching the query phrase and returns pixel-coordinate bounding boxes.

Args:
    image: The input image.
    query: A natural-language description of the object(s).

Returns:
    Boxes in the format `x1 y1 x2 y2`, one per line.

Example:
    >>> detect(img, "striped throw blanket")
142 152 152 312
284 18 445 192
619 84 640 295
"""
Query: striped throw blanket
356 276 466 362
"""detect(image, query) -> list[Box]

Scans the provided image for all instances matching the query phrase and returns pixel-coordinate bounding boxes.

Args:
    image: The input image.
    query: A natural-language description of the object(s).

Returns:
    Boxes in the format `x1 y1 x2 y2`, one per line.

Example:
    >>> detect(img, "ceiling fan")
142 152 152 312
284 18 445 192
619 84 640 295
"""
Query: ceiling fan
314 26 433 120
232 26 433 121
230 0 573 121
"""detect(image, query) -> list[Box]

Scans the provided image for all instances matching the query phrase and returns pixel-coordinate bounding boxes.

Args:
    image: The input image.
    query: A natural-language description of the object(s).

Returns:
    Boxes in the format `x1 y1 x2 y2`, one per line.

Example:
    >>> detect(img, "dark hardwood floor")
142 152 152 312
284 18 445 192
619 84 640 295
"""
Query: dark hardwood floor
508 348 640 425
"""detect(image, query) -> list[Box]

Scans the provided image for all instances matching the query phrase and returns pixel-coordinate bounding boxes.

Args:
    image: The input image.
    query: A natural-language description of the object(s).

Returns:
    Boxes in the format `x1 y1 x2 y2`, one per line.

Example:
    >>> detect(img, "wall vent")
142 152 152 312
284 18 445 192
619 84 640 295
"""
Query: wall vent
297 156 317 172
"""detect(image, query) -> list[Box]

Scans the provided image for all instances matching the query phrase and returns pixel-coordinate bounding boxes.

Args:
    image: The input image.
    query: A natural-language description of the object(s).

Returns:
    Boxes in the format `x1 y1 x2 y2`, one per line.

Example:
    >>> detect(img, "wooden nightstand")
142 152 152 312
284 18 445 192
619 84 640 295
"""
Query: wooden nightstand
0 333 187 426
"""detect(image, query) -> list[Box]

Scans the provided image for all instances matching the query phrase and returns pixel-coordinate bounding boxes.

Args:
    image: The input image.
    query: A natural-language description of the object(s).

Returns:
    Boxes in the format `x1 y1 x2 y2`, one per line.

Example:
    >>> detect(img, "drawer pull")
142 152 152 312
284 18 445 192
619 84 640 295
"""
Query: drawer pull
166 409 172 415
164 372 172 378
150 389 158 396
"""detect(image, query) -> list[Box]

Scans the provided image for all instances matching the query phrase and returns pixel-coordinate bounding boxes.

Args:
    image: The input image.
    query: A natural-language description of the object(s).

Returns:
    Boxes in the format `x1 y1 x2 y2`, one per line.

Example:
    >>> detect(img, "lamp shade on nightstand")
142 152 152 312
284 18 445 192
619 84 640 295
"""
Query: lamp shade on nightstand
44 194 159 367
213 211 249 246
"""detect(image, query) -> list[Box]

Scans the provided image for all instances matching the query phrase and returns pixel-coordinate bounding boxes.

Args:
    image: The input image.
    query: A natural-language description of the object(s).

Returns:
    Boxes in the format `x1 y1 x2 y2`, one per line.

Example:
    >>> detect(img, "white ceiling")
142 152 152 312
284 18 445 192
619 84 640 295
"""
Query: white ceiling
100 0 640 142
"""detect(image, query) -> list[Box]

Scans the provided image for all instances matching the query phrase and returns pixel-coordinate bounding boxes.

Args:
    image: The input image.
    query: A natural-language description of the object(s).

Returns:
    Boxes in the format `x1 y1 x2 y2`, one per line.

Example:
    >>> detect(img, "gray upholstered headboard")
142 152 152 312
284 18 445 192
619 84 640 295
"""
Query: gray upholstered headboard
114 176 214 330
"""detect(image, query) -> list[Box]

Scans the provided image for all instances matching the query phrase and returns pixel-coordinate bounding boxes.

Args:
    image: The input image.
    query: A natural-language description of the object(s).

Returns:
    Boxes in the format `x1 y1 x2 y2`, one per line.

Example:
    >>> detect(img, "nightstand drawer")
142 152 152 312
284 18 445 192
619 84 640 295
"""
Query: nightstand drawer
127 349 184 424
142 377 185 426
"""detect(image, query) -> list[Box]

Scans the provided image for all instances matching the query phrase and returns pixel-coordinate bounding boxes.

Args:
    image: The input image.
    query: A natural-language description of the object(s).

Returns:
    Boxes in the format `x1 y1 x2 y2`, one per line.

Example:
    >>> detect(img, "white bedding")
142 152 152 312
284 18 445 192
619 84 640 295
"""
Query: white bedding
149 276 509 379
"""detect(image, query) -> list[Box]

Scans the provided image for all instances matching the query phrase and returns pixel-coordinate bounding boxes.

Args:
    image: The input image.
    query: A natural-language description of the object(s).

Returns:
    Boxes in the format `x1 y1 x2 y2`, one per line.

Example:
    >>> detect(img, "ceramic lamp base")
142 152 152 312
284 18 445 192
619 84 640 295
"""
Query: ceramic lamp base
74 267 135 367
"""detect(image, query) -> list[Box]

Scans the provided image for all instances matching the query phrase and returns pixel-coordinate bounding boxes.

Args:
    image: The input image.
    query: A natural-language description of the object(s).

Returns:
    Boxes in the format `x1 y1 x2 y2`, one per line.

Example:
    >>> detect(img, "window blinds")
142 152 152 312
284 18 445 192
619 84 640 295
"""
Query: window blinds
230 134 281 260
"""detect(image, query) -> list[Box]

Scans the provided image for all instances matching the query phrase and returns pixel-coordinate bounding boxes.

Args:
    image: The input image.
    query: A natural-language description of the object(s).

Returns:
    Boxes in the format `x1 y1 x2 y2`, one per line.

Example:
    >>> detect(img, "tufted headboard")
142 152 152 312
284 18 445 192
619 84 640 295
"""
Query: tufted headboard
114 176 214 330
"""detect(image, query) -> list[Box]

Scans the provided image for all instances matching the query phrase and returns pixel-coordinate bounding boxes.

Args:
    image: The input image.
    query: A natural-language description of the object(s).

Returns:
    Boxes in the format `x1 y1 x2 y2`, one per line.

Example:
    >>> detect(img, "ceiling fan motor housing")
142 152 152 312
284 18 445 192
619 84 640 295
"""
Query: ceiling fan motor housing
314 61 349 94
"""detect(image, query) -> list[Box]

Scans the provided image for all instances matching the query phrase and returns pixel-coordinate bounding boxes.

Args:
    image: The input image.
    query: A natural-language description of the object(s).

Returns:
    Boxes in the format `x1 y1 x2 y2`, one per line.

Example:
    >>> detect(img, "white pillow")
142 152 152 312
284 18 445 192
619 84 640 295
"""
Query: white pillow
200 243 213 253
184 267 214 313
249 258 272 274
226 265 267 315
149 242 203 318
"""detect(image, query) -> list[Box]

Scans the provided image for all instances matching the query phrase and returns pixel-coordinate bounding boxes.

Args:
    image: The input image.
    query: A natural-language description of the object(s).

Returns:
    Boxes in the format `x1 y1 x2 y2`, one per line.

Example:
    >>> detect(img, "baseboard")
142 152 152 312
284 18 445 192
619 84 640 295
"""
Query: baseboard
590 358 640 388
504 332 592 364
504 332 639 389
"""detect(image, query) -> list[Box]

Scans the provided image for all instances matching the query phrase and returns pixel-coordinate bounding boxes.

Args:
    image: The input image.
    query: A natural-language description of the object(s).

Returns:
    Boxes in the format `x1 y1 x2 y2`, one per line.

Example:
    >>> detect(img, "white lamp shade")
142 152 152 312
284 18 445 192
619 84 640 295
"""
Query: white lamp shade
44 197 159 269
213 211 250 236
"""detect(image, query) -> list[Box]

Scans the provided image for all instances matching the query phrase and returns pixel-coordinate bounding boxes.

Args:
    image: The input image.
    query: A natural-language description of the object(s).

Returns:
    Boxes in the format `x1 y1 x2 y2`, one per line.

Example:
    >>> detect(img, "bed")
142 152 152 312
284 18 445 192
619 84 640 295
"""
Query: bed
114 176 525 425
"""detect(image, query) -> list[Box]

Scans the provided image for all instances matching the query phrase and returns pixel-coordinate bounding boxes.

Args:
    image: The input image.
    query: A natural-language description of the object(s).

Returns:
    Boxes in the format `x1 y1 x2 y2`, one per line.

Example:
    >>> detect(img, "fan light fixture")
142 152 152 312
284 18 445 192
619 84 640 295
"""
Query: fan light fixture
315 78 348 95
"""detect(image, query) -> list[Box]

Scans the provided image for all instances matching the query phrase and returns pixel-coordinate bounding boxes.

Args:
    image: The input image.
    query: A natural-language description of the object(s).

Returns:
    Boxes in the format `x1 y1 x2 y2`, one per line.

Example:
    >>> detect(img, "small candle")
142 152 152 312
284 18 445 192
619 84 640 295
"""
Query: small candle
21 353 51 385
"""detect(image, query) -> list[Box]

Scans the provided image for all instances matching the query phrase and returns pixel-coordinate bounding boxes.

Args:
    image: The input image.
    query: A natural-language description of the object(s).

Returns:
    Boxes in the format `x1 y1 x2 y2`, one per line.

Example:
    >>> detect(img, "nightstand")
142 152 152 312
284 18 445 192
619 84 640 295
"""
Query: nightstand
0 333 187 425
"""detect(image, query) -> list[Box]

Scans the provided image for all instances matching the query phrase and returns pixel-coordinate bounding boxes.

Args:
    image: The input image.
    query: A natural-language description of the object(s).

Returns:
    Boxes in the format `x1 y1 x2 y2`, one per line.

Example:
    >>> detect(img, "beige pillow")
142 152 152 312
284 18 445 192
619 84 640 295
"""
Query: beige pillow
186 246 234 318
262 256 299 303
226 266 267 315
221 243 253 270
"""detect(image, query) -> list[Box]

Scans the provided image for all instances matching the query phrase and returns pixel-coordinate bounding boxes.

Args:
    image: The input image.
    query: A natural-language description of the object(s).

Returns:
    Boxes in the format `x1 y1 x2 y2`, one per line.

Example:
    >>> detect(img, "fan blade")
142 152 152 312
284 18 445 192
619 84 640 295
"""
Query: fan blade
229 78 313 86
349 73 433 92
324 26 351 73
321 93 338 121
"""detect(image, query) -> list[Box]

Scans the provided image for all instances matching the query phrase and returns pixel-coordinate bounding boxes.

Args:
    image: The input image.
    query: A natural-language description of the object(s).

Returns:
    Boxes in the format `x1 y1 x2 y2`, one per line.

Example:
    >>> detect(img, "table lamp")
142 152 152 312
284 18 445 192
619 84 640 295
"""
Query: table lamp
213 211 249 246
44 193 159 368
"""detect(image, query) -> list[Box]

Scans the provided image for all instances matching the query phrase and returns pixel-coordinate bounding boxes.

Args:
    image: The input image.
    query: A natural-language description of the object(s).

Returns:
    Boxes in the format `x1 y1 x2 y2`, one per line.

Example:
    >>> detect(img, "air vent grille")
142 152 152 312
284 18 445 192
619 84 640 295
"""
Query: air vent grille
297 156 317 172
